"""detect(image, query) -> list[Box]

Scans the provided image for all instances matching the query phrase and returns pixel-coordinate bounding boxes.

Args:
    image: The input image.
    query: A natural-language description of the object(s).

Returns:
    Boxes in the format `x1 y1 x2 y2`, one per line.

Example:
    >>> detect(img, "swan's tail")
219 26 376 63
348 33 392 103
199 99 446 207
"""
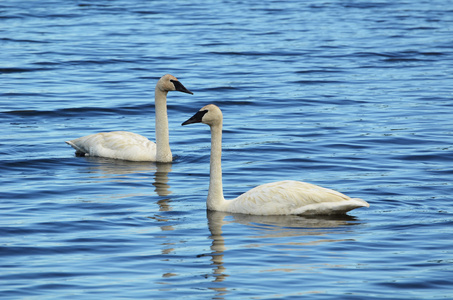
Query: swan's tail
294 197 370 215
65 140 88 157
351 198 370 208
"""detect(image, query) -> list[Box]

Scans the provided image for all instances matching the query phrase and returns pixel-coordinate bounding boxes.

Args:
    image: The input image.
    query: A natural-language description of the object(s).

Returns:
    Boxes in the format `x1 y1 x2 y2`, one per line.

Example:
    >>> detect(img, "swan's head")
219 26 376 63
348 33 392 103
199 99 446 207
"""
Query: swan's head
157 74 193 94
182 104 223 127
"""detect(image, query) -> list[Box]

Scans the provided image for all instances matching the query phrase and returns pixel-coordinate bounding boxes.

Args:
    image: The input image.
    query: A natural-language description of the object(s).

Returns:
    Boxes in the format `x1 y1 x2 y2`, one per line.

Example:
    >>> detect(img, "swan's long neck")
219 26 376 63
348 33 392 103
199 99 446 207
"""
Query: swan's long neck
207 123 226 210
155 87 172 162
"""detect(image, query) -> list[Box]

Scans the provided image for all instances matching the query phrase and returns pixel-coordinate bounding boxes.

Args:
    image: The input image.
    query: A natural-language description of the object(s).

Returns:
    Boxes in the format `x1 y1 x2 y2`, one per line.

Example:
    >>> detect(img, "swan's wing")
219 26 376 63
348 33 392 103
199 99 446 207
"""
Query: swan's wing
227 180 369 215
66 131 156 161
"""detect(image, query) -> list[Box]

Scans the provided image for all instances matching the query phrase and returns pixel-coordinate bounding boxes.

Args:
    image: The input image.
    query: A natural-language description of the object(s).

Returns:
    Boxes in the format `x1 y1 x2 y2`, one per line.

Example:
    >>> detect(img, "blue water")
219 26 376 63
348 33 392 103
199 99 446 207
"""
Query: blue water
1 0 453 298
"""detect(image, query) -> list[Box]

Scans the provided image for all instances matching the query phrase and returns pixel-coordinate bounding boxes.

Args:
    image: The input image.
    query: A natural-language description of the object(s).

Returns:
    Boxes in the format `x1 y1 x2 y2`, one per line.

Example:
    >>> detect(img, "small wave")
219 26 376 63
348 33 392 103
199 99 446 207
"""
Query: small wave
209 50 304 57
1 37 50 43
0 67 54 74
351 51 439 62
202 86 238 91
295 69 344 74
292 80 344 85
1 104 152 118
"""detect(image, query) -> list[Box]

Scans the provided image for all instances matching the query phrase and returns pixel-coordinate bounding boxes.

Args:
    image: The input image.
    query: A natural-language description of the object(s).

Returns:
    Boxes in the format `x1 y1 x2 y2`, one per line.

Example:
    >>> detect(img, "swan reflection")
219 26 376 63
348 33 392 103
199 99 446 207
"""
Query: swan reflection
205 210 362 297
81 157 172 198
153 162 172 197
83 158 178 254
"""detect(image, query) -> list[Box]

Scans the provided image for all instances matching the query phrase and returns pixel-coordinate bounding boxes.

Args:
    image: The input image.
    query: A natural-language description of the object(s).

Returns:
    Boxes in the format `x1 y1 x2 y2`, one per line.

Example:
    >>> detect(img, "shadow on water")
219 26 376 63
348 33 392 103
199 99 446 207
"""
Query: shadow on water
204 210 364 297
79 157 177 231
81 157 173 197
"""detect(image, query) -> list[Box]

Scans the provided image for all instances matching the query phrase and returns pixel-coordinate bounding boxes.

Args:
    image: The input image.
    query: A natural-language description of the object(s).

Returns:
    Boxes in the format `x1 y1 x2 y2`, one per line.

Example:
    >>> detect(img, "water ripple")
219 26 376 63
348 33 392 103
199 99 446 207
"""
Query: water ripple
1 0 453 298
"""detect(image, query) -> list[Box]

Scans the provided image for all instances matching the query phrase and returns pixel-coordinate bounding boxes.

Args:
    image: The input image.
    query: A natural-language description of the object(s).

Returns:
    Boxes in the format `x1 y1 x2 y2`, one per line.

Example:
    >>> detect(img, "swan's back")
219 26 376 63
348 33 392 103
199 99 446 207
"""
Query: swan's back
66 131 156 161
225 180 369 215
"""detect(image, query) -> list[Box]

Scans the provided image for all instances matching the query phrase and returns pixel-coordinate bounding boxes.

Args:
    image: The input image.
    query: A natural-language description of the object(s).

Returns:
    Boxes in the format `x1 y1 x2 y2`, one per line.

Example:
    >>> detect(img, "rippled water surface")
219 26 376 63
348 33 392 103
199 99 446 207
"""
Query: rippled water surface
1 0 453 299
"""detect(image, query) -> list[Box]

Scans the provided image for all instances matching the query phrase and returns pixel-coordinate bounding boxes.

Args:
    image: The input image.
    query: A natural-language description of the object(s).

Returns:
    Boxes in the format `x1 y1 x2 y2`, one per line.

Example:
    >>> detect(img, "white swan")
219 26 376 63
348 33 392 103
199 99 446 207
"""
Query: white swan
66 74 193 162
182 104 370 215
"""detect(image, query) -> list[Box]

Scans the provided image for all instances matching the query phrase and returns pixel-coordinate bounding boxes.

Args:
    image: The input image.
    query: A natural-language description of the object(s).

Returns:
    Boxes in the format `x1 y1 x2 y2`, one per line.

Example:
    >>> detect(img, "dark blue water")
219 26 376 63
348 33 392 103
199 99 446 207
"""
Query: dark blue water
1 0 453 298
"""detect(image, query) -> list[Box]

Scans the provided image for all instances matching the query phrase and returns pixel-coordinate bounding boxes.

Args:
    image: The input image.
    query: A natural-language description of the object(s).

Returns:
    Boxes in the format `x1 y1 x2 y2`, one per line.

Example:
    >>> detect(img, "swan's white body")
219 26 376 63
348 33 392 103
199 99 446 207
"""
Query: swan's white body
182 104 370 215
216 180 369 215
66 74 192 162
66 131 158 161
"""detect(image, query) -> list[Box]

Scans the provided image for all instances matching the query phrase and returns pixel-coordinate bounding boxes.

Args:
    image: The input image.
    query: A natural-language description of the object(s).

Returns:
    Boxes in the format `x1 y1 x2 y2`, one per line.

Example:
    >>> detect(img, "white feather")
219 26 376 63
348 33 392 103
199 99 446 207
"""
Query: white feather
66 131 157 161
66 74 192 162
182 104 370 216
228 180 369 215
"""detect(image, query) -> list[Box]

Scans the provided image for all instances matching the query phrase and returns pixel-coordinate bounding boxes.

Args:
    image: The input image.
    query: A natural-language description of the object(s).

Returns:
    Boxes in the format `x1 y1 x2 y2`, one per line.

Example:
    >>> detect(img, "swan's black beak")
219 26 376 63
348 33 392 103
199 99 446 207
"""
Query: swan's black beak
182 110 208 126
171 79 193 95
